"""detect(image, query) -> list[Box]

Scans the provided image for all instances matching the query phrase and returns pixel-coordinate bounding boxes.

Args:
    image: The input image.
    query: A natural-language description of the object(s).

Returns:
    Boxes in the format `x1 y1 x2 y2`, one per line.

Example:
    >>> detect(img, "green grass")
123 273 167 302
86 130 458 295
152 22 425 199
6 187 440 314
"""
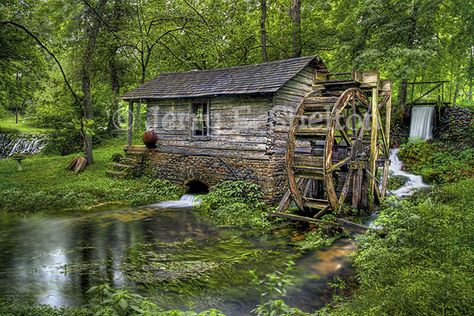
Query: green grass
0 114 49 134
0 136 183 213
328 178 474 315
399 140 474 184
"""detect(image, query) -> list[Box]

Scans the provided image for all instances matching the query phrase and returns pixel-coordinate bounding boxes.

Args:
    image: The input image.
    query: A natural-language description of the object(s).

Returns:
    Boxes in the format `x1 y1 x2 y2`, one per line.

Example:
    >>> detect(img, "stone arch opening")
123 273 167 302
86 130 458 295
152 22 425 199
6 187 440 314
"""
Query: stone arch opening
185 179 209 194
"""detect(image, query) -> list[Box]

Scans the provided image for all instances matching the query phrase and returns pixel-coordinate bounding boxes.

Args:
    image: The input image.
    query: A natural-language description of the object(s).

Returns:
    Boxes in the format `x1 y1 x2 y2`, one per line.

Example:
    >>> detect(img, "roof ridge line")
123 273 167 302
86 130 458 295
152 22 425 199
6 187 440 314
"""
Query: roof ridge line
155 55 317 77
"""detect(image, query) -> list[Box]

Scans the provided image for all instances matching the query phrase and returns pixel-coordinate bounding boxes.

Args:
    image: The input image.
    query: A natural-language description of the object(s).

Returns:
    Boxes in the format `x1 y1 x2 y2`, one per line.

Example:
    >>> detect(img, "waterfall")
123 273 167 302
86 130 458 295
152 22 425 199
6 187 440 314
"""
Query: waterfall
409 106 435 140
0 133 46 158
149 194 202 209
180 194 202 203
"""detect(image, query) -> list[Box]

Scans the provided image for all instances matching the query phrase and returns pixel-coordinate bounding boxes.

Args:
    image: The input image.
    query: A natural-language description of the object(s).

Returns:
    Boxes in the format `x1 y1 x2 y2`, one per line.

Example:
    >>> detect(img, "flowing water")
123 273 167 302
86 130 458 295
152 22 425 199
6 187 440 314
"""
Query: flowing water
0 133 46 158
388 149 429 197
0 205 353 314
365 149 429 228
409 106 435 140
150 194 202 208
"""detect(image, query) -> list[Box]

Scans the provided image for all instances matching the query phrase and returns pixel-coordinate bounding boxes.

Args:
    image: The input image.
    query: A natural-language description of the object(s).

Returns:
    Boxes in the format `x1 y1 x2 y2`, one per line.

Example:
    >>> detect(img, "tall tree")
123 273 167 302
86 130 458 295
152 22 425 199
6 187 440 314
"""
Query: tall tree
260 0 268 62
81 0 108 165
291 0 302 57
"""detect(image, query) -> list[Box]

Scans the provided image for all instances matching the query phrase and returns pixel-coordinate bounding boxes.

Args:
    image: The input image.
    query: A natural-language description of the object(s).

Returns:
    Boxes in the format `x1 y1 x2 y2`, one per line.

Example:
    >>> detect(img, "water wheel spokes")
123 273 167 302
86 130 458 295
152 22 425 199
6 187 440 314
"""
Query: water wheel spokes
287 84 391 215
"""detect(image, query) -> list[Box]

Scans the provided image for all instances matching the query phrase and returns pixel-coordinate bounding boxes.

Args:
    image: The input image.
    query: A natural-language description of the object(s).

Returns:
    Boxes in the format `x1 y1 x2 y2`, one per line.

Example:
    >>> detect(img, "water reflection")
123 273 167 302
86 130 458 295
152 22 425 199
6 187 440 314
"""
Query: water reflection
0 207 353 314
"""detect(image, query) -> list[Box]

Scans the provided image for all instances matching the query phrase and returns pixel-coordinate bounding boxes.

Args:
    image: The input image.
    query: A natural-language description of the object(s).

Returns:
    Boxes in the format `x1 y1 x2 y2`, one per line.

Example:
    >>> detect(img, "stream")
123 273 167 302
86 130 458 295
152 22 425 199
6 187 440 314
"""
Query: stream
0 149 427 314
0 133 46 158
0 206 353 315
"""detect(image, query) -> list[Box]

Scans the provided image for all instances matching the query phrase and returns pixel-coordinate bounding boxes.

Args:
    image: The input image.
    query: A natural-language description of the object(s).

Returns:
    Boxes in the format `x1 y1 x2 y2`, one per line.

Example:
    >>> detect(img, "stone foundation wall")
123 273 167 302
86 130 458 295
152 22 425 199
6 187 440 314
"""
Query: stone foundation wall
145 150 288 204
436 106 474 145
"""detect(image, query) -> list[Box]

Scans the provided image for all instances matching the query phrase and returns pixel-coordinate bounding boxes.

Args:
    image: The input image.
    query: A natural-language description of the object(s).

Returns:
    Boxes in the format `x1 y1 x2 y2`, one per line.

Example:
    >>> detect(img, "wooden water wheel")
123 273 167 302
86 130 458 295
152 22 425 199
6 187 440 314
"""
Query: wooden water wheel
283 71 392 218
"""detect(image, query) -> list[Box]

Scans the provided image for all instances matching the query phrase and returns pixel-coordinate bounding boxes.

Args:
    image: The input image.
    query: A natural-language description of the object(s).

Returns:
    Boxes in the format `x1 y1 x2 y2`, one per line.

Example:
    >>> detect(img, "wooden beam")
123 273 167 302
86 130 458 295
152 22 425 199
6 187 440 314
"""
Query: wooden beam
326 156 351 174
381 88 392 198
276 178 304 213
352 165 363 208
335 218 369 234
269 213 377 235
337 168 354 213
314 205 330 219
269 211 326 224
368 86 379 211
276 189 292 213
127 101 133 146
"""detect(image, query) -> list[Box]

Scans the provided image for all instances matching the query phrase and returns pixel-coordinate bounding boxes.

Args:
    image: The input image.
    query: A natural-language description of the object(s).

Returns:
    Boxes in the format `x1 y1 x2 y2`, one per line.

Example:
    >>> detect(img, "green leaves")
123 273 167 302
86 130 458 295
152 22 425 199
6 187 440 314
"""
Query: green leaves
399 140 474 184
197 180 270 229
334 178 474 315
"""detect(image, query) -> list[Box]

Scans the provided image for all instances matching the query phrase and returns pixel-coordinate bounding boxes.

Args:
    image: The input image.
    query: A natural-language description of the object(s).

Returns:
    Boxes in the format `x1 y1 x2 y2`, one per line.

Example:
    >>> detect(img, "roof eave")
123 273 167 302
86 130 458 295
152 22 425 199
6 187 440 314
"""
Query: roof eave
120 90 278 102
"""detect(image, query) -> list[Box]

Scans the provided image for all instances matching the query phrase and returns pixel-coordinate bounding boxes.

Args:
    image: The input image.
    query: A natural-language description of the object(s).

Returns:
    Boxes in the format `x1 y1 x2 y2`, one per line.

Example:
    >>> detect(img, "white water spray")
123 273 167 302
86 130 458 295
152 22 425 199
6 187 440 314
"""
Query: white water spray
150 194 202 209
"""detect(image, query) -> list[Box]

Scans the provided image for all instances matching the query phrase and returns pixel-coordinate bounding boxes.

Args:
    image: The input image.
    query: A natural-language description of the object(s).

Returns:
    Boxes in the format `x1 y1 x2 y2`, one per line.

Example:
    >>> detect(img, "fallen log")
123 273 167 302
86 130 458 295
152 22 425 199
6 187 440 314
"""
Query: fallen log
268 211 382 235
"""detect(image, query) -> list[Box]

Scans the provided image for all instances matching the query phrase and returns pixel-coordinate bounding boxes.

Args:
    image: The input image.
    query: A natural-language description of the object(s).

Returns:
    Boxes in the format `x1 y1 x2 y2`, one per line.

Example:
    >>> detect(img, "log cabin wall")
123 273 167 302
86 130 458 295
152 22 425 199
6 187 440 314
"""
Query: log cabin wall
143 65 315 203
270 65 315 154
146 95 271 158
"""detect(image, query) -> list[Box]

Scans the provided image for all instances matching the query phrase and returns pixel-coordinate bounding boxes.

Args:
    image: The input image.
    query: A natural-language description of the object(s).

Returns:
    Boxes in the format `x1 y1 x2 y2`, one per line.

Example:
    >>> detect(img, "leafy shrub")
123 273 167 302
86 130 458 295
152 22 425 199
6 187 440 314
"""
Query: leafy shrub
0 178 182 212
129 179 183 206
399 141 474 183
386 174 408 191
251 262 310 316
197 181 269 228
88 284 225 316
43 126 83 156
0 126 20 135
332 180 474 315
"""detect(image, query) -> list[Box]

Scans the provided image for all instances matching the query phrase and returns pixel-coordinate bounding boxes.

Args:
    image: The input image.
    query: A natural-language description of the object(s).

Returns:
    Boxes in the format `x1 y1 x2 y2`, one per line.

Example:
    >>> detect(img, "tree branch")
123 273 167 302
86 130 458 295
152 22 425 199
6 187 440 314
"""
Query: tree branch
1 21 82 110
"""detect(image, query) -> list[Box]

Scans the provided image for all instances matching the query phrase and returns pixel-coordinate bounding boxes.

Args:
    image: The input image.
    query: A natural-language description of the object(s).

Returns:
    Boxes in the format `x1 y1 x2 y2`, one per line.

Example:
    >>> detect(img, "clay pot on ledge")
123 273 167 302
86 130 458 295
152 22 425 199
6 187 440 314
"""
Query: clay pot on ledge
143 130 158 149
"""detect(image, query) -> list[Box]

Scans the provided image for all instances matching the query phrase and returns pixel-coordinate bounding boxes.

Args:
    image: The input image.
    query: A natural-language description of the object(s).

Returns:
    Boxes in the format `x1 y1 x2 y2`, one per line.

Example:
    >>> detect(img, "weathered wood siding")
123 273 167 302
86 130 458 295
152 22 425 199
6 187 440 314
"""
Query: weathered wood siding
146 65 315 158
270 65 315 154
147 95 273 159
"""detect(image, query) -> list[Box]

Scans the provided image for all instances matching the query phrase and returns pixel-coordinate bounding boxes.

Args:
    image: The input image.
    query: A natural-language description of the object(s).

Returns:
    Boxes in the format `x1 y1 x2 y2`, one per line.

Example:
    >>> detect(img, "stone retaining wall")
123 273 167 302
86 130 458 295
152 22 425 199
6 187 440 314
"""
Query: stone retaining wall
145 150 288 204
436 106 474 145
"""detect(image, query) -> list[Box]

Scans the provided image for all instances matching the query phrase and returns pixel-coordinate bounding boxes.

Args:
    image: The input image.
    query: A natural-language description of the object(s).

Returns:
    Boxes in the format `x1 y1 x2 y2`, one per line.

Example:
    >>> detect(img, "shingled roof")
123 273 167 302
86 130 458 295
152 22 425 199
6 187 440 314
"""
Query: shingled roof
121 56 325 101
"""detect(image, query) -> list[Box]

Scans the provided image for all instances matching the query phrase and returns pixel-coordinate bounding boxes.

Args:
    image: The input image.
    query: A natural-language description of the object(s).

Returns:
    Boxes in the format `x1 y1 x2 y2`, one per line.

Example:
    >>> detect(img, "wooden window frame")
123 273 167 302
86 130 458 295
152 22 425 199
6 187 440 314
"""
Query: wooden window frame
190 100 210 138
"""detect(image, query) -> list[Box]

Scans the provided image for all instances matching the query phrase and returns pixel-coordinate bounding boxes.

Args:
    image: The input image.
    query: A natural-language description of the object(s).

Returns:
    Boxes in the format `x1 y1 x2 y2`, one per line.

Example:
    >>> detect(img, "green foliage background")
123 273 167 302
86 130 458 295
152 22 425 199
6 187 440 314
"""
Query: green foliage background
1 0 474 149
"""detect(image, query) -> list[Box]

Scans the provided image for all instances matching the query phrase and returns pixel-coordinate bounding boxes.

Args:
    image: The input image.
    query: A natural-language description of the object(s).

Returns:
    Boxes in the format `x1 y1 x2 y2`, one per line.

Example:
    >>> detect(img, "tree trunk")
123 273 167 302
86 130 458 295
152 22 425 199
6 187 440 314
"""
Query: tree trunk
81 0 108 165
134 65 147 132
260 0 268 62
453 82 460 105
469 46 473 101
291 0 302 58
15 72 20 124
108 54 120 132
398 79 408 112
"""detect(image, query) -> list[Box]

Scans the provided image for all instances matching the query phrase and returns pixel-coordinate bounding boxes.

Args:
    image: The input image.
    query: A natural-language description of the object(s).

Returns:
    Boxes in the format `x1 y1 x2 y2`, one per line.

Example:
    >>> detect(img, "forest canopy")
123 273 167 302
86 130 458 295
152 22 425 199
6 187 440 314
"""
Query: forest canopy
1 0 473 159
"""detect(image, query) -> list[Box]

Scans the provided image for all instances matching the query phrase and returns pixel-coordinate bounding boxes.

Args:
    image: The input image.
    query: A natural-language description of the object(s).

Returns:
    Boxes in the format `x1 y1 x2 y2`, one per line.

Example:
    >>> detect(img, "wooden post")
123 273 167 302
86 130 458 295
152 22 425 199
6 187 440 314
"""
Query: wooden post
127 101 133 147
369 86 379 211
381 86 392 198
